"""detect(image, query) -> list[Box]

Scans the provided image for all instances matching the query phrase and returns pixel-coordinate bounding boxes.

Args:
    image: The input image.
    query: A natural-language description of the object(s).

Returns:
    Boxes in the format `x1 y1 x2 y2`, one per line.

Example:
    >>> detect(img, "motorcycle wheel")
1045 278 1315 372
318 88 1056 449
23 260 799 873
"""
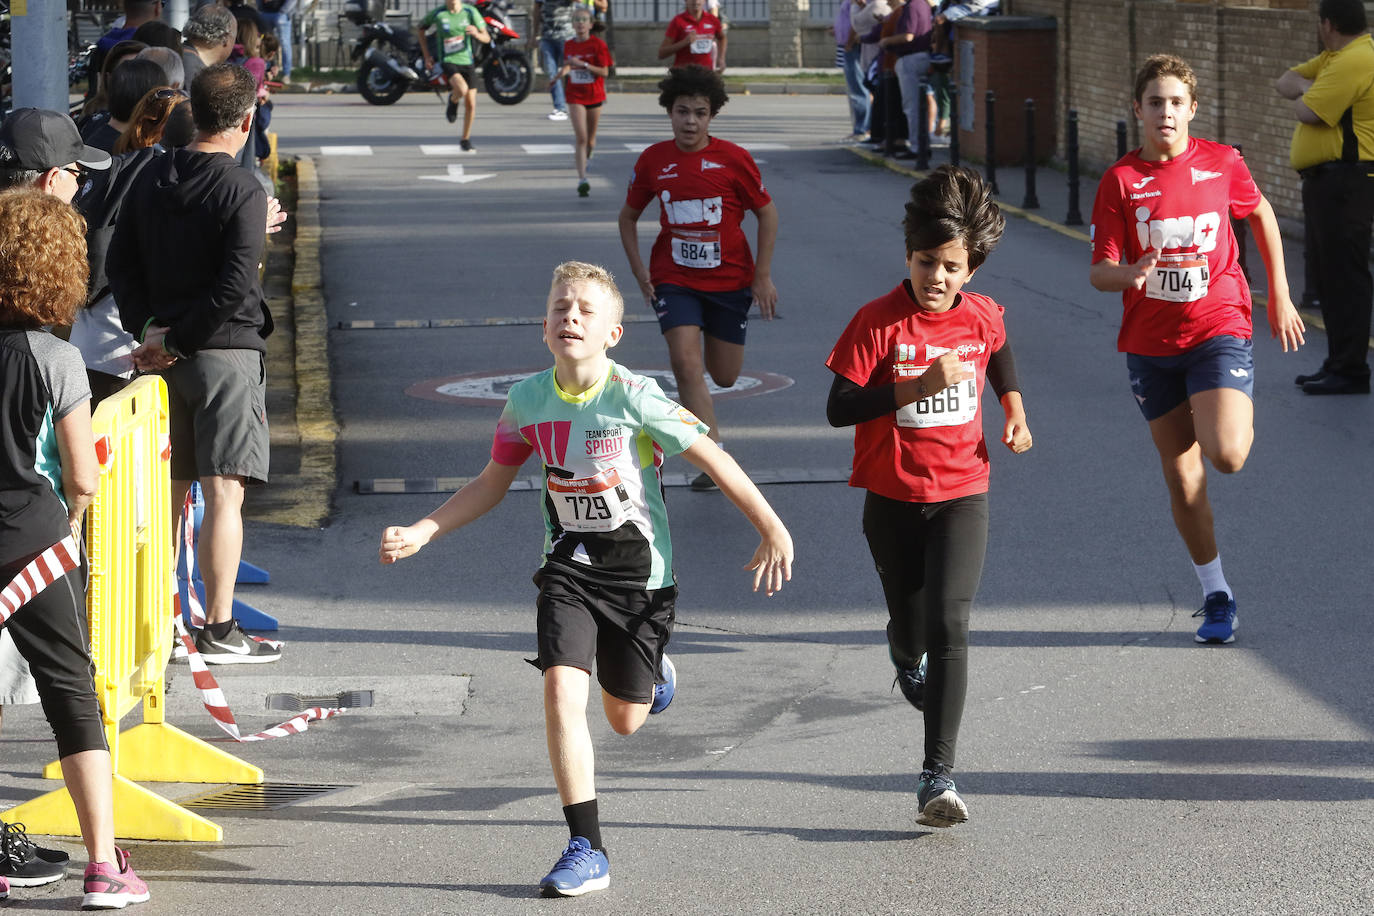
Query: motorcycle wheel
483 48 532 106
357 59 409 105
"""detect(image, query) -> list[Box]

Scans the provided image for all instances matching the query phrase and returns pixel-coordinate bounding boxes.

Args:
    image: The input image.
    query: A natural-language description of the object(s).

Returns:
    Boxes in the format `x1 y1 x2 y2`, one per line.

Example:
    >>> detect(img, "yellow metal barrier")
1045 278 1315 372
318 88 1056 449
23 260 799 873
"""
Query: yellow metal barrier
2 377 262 842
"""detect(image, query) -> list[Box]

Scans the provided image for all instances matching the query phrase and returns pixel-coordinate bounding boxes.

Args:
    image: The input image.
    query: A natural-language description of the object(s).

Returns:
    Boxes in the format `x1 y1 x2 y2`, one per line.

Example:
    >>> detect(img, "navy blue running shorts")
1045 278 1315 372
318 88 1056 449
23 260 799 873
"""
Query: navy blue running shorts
652 284 752 345
1126 335 1254 422
532 567 676 705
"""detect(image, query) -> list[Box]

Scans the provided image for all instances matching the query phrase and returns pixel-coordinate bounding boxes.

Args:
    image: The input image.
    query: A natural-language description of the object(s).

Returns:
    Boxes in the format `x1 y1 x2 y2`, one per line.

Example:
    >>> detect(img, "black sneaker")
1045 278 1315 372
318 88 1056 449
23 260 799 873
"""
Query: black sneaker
460 138 474 153
890 649 927 711
689 470 718 492
0 821 68 887
194 621 282 665
445 99 458 123
916 765 968 827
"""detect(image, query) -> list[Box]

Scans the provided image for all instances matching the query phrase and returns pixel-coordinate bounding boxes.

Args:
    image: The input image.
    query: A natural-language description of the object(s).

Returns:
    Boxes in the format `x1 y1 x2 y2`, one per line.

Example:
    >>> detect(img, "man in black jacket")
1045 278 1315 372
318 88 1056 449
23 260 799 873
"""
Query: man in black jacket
109 62 281 664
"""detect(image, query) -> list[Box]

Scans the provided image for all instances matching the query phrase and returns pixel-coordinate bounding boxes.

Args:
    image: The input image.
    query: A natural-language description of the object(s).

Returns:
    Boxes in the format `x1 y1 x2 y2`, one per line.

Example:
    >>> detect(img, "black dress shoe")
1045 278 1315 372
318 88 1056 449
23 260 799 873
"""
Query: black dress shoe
1295 368 1326 386
890 148 916 160
1301 373 1370 395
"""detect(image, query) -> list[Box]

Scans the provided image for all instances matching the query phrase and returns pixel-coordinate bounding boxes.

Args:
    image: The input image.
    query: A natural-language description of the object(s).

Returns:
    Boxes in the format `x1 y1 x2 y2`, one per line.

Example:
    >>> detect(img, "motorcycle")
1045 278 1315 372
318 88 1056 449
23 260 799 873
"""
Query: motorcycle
346 0 532 107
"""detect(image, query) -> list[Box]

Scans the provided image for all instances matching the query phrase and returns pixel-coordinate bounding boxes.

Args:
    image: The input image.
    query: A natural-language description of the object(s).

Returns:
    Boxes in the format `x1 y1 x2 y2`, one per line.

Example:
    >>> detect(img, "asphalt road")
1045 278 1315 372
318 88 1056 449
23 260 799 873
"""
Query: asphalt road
3 90 1372 915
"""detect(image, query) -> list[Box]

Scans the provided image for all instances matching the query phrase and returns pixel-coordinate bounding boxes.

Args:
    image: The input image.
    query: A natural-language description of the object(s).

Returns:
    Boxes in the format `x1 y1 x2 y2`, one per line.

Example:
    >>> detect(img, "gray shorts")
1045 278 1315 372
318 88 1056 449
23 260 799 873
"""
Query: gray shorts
163 348 270 484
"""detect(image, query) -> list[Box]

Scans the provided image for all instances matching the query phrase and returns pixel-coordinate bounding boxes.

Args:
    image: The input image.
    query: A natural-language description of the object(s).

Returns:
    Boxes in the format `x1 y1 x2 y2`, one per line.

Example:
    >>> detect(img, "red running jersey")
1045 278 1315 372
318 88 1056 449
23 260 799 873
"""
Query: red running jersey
1090 137 1261 356
625 137 772 292
664 11 723 69
826 284 1008 504
562 36 611 106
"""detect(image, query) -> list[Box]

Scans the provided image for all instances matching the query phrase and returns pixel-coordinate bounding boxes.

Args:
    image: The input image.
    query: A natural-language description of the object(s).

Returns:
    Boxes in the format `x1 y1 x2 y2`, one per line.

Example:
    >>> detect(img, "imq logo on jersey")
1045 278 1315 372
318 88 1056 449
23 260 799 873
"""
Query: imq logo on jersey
659 190 723 226
1133 207 1222 254
521 420 572 466
894 343 919 363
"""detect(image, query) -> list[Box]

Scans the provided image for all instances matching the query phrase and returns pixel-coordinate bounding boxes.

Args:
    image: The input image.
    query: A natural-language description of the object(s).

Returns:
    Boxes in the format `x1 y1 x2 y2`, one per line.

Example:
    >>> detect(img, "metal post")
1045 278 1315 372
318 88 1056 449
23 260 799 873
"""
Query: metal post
1116 119 1128 161
10 0 70 112
1022 98 1039 209
1065 108 1083 225
985 90 998 195
949 87 960 167
915 81 931 171
884 71 902 158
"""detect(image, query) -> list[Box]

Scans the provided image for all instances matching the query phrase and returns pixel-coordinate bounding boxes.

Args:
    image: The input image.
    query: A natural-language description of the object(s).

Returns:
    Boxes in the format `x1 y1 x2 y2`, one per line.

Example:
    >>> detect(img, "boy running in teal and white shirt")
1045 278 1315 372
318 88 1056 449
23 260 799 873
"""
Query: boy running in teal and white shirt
379 260 793 898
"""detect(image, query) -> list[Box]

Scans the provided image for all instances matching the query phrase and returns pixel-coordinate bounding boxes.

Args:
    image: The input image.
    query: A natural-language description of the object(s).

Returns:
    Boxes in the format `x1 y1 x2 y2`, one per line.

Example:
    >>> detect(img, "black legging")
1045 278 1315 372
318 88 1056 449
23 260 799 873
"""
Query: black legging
2 557 106 758
863 490 988 772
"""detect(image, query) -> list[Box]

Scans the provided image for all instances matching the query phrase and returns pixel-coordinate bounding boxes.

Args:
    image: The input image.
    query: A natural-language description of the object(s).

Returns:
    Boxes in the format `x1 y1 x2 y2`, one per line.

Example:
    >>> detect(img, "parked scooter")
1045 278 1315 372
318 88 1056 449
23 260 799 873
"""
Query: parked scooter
347 0 532 106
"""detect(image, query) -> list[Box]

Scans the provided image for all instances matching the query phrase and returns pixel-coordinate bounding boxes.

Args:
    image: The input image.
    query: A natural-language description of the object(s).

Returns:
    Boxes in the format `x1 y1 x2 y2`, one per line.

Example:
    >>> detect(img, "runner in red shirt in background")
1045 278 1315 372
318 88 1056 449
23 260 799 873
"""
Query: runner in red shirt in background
618 65 777 491
1089 54 1305 645
826 165 1031 829
658 0 726 72
555 6 612 197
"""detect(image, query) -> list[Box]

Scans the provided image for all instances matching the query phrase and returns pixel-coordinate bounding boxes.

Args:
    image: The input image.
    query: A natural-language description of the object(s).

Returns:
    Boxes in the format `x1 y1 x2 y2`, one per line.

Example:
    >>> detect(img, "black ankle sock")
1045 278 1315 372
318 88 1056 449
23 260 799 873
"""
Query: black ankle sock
204 620 234 639
563 799 603 851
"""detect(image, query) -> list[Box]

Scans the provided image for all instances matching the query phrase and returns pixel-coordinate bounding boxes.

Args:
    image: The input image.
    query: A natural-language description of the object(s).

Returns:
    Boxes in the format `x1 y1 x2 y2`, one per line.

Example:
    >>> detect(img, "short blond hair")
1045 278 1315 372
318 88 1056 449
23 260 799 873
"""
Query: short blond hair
549 261 625 323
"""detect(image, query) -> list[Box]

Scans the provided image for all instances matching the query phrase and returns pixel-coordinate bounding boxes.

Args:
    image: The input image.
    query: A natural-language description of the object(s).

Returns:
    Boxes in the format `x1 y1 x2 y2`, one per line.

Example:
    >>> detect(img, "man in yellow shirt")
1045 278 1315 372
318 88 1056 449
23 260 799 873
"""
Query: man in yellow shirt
1277 0 1374 395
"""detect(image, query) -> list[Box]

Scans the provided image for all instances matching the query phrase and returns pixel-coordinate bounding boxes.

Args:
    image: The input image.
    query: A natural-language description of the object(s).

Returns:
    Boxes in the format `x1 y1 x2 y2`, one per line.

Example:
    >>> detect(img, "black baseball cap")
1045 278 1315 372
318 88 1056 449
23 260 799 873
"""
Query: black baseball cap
0 108 112 172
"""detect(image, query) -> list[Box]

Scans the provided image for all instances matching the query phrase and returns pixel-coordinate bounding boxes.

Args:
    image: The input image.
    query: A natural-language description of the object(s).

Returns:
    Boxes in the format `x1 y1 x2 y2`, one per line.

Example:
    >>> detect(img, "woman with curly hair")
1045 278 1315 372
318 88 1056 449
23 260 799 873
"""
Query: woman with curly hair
0 189 150 909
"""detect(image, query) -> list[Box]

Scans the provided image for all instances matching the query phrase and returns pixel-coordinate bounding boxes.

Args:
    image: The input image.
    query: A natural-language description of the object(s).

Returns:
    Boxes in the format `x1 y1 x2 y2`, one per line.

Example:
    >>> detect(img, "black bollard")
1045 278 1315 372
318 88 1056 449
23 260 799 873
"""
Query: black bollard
915 83 932 170
949 88 960 167
1116 119 1127 161
1022 98 1039 209
985 90 998 195
1232 143 1251 283
1065 108 1083 225
884 71 904 158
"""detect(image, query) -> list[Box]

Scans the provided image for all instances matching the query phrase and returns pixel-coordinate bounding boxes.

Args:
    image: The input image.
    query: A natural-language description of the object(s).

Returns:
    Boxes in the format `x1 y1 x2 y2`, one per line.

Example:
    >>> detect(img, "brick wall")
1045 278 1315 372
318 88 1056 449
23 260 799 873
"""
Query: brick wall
1008 0 1319 228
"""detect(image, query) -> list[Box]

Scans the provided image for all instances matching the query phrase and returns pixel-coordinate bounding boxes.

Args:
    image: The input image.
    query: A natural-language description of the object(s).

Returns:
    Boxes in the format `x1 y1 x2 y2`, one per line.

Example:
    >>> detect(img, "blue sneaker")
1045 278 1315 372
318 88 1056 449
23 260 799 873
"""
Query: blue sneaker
1193 591 1238 644
539 837 610 897
890 649 927 711
916 766 968 827
650 654 676 715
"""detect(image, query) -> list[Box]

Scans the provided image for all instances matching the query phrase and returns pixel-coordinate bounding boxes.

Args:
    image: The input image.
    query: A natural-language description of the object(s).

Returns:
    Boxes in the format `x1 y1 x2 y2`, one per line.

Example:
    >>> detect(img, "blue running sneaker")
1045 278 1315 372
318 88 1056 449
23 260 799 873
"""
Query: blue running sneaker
650 654 676 715
916 766 968 827
539 837 610 897
1192 591 1238 644
890 649 927 711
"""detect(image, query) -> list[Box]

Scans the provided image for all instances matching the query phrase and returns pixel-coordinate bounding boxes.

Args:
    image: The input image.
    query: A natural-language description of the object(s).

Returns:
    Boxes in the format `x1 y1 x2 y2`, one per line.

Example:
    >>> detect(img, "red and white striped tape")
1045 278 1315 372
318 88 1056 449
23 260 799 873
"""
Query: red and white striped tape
0 536 80 628
173 491 341 742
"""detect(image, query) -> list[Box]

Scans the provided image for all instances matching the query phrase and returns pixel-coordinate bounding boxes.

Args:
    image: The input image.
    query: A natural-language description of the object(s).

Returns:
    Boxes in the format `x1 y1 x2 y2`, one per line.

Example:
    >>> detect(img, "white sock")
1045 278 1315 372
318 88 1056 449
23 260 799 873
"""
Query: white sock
1194 556 1232 601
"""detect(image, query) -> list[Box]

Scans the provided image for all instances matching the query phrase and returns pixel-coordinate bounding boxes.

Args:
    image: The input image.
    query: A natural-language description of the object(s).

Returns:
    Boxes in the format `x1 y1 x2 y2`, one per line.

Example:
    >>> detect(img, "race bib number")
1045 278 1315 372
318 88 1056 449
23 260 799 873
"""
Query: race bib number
670 230 722 269
690 36 714 54
894 362 979 428
1146 256 1209 303
442 34 466 55
569 68 596 84
548 467 631 532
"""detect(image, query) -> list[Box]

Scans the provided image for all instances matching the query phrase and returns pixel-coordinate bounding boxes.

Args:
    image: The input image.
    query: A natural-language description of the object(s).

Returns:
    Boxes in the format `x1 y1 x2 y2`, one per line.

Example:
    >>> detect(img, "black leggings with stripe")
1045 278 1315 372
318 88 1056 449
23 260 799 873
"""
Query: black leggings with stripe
863 490 988 773
3 557 106 758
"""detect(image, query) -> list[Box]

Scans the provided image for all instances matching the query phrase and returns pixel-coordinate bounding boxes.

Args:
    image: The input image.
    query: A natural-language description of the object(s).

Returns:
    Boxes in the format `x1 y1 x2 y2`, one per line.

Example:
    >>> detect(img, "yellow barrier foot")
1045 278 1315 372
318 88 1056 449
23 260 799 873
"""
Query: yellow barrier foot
3 775 222 842
114 722 264 785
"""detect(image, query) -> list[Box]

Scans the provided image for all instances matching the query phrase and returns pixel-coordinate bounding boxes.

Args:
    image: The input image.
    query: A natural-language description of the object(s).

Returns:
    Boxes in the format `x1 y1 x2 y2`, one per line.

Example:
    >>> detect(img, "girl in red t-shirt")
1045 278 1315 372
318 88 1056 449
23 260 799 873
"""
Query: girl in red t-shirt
555 7 612 197
825 166 1031 830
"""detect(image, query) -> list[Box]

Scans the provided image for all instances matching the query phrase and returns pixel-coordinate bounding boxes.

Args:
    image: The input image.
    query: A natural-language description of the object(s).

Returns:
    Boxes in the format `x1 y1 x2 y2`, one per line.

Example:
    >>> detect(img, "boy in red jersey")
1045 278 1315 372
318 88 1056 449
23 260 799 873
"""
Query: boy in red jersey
555 6 612 197
658 0 725 72
826 165 1032 828
618 65 778 491
1089 55 1306 645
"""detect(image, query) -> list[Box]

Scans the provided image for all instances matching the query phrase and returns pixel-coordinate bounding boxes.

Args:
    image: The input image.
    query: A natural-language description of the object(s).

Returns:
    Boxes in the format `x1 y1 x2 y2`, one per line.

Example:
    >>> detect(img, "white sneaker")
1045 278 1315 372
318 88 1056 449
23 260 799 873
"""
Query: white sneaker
548 109 569 121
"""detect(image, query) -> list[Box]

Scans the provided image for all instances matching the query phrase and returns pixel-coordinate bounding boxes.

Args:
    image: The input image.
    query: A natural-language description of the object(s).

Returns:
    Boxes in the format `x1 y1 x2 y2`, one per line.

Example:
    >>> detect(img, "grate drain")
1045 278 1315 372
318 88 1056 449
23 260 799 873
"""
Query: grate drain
265 689 375 712
181 783 353 810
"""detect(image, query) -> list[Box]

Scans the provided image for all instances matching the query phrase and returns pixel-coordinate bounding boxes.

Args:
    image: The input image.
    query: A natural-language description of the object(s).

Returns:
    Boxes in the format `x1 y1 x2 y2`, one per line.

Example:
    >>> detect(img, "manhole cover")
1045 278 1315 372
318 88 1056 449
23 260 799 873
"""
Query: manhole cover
265 689 375 712
181 783 352 810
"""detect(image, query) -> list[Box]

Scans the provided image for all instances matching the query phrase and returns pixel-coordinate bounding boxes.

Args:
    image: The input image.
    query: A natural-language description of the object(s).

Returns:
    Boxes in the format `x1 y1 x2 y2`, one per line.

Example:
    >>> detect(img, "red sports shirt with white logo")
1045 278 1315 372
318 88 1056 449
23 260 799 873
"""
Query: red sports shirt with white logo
826 284 1008 503
1090 137 1261 356
561 35 611 106
626 137 772 292
664 11 722 68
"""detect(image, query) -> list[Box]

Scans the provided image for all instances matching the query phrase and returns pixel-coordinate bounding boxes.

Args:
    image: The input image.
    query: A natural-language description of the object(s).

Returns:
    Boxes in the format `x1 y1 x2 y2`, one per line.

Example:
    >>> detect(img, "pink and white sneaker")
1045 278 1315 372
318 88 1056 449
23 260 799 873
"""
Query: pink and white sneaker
82 847 149 910
2 872 10 900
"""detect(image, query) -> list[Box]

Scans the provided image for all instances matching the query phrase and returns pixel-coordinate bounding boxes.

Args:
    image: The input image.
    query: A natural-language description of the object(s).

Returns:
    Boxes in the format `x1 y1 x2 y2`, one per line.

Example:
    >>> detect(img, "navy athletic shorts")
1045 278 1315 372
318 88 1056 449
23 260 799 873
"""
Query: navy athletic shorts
1126 334 1254 422
652 284 752 345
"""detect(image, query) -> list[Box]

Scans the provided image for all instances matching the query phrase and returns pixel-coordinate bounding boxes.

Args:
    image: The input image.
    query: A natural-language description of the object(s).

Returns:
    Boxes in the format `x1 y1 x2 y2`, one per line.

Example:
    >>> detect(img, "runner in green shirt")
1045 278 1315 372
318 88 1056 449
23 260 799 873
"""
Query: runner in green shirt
418 0 490 150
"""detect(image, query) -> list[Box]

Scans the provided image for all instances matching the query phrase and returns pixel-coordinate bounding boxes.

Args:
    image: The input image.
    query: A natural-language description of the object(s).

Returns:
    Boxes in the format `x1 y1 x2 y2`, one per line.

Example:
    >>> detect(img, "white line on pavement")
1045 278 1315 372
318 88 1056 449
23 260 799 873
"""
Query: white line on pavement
320 145 374 156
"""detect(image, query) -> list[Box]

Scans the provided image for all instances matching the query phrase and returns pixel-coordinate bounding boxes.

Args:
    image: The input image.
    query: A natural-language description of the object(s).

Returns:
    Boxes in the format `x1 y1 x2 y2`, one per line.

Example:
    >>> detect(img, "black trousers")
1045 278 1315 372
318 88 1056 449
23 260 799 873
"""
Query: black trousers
863 490 988 772
1303 163 1374 380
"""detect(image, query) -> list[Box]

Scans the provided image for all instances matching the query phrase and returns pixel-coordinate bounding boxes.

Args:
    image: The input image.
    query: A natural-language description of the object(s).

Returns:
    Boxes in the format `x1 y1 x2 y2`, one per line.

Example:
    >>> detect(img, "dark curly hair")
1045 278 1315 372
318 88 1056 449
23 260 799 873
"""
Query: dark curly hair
902 165 1005 269
657 65 728 116
0 190 89 329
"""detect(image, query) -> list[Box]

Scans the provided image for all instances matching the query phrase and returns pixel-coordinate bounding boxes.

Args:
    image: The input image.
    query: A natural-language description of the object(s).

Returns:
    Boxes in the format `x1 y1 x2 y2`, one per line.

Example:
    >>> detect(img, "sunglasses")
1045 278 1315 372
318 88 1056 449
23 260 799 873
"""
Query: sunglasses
155 87 189 100
60 165 86 180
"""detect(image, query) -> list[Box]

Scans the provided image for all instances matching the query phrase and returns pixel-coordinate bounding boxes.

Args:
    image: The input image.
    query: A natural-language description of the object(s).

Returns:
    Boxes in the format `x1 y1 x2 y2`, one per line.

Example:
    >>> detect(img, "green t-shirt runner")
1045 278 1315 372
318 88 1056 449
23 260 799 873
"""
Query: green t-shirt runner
491 361 708 590
421 3 487 66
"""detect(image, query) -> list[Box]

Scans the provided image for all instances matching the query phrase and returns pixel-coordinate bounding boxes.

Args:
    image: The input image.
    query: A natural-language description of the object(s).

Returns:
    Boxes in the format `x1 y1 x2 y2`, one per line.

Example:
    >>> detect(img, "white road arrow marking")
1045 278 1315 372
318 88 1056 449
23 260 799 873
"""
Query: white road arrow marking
419 164 496 184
